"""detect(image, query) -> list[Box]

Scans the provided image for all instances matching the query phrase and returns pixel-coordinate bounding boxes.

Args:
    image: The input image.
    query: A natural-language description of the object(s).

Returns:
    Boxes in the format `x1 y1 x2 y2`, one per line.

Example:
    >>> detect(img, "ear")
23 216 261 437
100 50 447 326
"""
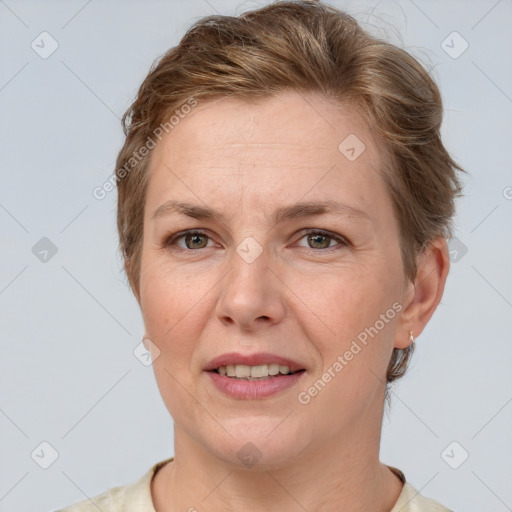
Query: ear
395 236 450 349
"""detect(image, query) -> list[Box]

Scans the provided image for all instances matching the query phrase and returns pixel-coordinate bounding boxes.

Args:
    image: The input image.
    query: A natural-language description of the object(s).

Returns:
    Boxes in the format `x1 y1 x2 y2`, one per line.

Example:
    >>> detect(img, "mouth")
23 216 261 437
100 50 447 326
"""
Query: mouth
211 364 305 380
204 352 306 399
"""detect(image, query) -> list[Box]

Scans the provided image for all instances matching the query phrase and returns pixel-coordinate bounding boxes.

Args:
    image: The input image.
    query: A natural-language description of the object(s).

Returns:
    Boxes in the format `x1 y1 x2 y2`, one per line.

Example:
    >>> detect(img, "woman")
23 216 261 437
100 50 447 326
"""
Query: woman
59 1 464 510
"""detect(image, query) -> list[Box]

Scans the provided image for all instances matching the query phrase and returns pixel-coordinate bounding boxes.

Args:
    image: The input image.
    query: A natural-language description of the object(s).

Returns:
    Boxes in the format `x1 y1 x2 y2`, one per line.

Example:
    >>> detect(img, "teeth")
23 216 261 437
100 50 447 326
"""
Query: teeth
250 364 268 378
235 365 251 378
216 364 297 379
268 363 280 375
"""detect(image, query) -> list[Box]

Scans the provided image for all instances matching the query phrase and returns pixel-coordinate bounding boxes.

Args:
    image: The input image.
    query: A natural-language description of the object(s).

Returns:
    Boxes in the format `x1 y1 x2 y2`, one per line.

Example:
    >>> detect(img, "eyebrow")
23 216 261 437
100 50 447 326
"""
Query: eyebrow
152 199 371 225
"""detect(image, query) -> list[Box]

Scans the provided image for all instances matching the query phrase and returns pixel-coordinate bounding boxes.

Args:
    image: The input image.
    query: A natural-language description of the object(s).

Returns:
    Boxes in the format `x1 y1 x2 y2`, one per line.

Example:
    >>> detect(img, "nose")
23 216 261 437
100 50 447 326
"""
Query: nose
215 244 286 331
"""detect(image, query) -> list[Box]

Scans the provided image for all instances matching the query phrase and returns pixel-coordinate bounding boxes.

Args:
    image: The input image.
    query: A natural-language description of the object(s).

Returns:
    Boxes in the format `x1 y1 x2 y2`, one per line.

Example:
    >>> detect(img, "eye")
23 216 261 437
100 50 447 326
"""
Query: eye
164 228 348 253
296 229 347 251
166 230 216 250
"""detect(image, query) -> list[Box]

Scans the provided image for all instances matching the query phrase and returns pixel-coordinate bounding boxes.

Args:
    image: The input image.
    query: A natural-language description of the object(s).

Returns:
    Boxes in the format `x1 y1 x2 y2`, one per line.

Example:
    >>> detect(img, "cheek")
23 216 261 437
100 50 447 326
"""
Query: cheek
286 258 401 401
292 268 399 421
139 256 217 363
141 251 192 327
290 259 396 338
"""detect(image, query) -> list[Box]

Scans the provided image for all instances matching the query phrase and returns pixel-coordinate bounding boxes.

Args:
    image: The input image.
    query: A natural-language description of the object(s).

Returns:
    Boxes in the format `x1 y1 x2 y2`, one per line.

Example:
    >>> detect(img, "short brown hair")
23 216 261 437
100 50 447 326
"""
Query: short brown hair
115 0 465 384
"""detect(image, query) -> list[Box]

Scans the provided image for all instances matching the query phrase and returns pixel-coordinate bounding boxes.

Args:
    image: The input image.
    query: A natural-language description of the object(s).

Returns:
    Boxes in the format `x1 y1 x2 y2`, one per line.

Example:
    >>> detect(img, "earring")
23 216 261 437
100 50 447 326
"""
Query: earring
409 330 415 344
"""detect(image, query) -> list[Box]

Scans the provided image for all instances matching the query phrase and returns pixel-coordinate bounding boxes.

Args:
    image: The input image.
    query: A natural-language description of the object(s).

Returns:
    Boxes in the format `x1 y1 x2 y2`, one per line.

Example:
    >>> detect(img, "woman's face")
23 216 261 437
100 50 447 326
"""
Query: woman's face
138 91 410 467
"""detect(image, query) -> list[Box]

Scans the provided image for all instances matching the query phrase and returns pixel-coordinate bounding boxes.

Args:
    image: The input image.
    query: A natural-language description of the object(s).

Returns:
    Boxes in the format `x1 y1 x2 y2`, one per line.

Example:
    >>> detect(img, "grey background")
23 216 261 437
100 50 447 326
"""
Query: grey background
0 0 511 511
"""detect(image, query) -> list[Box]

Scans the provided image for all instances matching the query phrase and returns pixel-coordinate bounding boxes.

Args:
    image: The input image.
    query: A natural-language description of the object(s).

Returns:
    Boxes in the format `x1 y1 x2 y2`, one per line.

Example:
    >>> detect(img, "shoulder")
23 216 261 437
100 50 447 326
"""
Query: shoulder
392 481 452 512
56 483 126 512
55 459 173 512
387 466 452 512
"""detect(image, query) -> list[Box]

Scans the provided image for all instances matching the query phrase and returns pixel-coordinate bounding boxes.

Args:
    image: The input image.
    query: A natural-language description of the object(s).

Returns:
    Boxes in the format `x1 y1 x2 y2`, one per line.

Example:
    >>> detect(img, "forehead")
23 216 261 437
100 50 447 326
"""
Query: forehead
154 92 379 162
146 91 390 223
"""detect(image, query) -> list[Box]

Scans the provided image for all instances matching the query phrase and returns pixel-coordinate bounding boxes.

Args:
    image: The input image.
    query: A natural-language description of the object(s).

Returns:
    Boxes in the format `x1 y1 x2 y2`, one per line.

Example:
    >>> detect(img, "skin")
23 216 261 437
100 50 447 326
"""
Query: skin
131 91 450 512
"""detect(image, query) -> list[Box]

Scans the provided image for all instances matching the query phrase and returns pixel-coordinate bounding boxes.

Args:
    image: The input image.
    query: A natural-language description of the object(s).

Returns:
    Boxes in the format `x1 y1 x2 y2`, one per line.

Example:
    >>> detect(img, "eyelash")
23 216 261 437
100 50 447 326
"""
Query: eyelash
164 229 348 254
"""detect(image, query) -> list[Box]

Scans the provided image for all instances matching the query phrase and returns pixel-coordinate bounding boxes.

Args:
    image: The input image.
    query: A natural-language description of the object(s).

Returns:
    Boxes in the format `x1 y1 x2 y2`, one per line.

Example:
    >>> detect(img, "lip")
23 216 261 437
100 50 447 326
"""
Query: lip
204 352 306 400
207 370 306 399
203 352 305 373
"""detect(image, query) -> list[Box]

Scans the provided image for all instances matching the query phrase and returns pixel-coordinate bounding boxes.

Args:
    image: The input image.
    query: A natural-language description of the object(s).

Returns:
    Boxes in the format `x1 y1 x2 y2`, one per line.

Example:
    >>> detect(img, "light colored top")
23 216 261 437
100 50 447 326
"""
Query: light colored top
56 458 452 512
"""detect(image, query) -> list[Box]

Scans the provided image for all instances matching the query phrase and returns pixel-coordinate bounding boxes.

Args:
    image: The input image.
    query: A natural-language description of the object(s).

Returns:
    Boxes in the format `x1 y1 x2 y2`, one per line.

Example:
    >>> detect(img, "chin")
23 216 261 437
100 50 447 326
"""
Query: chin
201 416 311 470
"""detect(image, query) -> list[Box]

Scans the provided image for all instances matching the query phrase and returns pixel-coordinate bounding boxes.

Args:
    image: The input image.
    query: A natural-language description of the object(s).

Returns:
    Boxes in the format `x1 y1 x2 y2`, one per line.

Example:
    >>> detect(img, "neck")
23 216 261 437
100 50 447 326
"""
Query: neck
152 410 403 512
